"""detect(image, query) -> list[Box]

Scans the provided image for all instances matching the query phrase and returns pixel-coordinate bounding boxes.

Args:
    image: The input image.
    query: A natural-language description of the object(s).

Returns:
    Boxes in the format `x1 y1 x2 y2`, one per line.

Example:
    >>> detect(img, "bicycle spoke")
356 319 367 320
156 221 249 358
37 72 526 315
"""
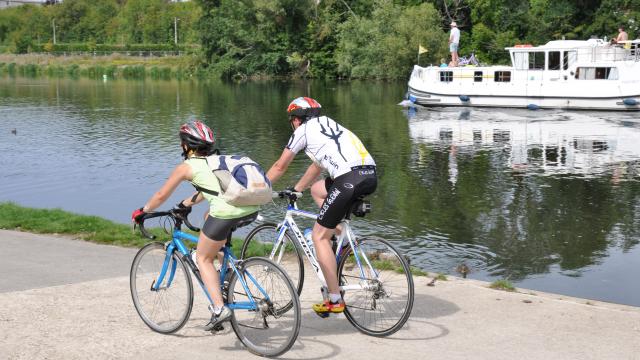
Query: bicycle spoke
339 238 414 337
130 243 193 334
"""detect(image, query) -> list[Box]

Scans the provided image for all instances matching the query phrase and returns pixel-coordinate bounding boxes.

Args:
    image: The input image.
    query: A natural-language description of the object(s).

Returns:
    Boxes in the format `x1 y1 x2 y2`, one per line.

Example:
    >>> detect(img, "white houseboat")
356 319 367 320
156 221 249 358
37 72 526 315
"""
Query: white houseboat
407 39 640 110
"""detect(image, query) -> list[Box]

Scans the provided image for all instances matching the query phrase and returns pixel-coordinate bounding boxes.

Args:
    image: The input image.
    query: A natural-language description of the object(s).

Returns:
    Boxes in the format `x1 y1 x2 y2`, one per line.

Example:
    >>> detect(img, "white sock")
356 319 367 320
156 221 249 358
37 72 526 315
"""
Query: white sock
329 293 342 303
213 306 223 315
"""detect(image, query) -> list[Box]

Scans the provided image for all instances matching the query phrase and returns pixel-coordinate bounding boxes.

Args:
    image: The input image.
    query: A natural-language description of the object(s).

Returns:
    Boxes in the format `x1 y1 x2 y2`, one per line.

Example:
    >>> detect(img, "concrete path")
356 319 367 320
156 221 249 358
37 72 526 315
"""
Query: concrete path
1 229 639 359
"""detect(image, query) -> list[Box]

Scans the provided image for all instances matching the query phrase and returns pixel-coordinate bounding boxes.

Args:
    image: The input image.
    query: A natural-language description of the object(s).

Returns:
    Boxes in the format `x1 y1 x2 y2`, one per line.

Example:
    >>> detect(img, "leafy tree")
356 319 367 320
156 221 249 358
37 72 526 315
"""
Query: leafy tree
196 0 315 77
52 0 119 43
335 0 447 79
587 0 640 39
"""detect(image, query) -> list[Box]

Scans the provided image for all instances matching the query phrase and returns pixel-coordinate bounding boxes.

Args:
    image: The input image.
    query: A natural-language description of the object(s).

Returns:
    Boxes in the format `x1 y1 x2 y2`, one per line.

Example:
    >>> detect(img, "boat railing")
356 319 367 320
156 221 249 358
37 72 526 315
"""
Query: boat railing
592 41 640 62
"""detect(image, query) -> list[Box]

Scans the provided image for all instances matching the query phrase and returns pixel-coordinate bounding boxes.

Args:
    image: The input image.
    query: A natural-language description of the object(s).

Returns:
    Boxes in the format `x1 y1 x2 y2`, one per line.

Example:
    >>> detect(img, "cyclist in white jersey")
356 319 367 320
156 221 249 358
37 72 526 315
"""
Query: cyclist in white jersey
266 97 377 315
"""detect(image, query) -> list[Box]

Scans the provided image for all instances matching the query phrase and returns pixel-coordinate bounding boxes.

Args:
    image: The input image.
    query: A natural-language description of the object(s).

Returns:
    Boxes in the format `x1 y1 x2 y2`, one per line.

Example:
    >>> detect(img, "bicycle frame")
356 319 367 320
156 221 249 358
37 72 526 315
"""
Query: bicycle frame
152 229 269 312
268 202 380 293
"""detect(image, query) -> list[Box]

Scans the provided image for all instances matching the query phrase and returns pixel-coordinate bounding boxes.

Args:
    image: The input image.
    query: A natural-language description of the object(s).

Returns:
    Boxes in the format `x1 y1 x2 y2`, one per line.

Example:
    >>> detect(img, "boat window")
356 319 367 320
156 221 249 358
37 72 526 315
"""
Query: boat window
563 51 577 70
440 71 453 82
548 51 561 70
575 67 618 80
494 71 511 82
474 71 483 82
528 51 545 70
513 52 528 70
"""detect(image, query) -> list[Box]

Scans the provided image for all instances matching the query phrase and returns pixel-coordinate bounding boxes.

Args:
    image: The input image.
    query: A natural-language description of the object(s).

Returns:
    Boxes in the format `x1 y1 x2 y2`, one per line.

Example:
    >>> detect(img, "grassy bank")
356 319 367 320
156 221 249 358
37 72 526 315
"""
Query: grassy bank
0 202 426 275
0 54 204 80
0 202 242 251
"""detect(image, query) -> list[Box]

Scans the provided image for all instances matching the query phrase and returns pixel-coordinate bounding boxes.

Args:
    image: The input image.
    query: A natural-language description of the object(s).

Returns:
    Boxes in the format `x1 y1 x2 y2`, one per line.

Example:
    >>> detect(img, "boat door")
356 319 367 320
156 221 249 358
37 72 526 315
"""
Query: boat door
546 51 562 82
525 51 545 99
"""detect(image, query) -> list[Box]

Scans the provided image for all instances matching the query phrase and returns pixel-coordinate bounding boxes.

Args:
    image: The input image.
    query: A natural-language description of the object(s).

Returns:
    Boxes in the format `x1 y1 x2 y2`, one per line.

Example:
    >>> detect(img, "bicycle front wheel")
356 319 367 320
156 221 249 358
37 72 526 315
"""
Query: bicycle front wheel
228 257 301 357
240 223 305 295
130 242 193 334
338 238 414 337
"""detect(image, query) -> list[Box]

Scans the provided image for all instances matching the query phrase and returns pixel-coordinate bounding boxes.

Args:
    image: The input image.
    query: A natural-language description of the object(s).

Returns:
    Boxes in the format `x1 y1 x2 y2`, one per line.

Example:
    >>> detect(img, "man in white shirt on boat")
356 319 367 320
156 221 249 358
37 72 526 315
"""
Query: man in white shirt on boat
449 21 460 66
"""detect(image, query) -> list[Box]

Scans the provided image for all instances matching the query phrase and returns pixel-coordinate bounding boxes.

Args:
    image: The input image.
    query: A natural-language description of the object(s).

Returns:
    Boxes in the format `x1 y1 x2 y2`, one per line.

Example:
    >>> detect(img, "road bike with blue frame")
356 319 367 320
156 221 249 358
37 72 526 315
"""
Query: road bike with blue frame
240 190 414 337
129 207 301 357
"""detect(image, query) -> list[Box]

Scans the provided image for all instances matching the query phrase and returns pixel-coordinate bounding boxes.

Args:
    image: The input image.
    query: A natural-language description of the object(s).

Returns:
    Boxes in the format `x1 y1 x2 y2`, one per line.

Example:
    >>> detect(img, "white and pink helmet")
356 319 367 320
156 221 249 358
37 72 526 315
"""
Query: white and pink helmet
179 121 216 154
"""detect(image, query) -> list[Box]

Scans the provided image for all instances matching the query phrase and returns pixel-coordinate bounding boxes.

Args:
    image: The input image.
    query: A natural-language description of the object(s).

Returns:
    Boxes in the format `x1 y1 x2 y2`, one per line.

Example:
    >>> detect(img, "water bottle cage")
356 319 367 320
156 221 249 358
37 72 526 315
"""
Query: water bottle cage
351 200 372 217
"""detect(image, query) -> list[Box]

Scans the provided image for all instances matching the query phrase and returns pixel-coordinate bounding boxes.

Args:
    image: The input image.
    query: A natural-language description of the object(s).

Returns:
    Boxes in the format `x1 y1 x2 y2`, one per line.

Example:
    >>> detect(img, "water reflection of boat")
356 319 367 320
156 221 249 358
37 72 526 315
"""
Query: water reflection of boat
407 108 640 177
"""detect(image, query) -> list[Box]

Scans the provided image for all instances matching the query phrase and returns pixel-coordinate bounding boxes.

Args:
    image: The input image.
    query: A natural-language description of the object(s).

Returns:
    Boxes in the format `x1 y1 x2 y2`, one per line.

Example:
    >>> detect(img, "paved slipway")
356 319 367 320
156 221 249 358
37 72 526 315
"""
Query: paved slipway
1 229 639 360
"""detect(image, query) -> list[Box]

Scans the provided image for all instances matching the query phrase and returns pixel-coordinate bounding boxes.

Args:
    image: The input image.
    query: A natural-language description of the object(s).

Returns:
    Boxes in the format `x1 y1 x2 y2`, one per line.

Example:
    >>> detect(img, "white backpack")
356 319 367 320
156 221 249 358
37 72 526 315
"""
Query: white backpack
193 155 272 206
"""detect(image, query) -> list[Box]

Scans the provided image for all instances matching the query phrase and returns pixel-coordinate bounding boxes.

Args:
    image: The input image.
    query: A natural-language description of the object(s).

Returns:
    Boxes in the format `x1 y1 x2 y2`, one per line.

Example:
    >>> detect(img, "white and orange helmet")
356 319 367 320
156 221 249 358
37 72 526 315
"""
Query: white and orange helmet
287 97 322 120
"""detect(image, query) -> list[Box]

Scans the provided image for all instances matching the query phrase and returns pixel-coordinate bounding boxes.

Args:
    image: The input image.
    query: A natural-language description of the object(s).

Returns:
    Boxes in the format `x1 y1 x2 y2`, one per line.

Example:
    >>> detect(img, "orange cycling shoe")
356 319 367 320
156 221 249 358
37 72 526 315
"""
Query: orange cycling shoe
312 300 345 316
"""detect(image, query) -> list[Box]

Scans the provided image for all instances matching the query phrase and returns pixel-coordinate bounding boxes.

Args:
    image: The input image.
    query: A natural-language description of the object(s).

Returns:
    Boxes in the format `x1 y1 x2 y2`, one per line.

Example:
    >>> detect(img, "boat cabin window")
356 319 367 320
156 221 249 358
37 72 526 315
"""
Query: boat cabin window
563 51 576 70
440 71 453 82
474 71 483 82
548 51 561 70
575 67 618 80
513 52 528 70
494 71 511 82
529 51 545 70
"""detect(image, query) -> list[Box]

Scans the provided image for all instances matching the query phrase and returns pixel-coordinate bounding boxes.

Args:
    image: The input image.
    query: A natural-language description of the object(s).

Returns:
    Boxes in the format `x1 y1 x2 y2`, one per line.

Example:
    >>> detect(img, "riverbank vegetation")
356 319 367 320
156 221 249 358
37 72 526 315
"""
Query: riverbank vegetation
0 54 201 79
0 0 638 79
0 203 427 276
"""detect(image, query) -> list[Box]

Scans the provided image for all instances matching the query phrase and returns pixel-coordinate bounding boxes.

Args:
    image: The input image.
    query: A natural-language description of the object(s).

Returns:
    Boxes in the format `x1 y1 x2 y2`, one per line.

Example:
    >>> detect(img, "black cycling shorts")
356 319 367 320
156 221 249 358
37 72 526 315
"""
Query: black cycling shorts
201 212 258 241
318 166 377 229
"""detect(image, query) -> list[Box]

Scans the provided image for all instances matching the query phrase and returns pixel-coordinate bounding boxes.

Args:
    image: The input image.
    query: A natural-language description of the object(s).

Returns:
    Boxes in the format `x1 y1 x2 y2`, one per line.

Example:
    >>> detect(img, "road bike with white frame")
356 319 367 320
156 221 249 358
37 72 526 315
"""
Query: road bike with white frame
240 190 414 337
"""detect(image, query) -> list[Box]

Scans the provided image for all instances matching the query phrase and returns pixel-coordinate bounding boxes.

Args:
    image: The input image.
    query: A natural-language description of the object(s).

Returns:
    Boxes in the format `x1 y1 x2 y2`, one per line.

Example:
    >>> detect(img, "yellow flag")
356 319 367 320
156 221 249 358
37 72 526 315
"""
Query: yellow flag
418 45 428 54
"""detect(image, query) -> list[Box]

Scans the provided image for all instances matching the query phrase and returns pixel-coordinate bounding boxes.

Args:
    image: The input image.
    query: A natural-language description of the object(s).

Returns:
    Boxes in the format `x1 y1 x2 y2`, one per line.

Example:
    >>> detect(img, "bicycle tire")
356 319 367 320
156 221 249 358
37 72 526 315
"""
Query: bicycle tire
240 223 305 296
338 238 414 337
130 242 194 334
228 257 301 357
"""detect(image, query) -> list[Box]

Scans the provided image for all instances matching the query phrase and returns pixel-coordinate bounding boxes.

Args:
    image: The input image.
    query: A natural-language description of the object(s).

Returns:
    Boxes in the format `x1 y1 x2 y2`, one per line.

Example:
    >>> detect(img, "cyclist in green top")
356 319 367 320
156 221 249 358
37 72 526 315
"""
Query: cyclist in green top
132 121 259 331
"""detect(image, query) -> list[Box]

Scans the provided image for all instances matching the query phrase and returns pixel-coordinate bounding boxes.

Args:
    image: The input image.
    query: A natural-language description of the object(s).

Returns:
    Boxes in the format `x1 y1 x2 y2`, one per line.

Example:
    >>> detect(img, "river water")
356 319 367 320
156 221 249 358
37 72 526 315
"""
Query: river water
1 76 639 306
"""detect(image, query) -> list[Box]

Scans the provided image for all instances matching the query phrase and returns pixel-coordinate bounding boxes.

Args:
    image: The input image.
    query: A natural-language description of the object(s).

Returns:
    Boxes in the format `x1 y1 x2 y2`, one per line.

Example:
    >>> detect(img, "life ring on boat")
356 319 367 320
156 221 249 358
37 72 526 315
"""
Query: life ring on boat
514 44 533 48
459 95 470 102
622 98 638 106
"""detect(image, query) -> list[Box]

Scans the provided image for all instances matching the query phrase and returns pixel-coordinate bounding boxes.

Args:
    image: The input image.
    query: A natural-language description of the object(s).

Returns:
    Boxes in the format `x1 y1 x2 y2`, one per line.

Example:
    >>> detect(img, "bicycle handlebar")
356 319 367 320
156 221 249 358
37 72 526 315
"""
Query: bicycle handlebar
137 207 200 240
273 190 303 202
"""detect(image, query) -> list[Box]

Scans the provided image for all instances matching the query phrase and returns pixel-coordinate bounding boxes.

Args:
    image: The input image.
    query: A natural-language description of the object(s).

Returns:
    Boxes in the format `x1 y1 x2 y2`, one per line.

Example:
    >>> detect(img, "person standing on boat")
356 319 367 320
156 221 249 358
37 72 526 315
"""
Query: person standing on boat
449 21 460 66
616 25 628 44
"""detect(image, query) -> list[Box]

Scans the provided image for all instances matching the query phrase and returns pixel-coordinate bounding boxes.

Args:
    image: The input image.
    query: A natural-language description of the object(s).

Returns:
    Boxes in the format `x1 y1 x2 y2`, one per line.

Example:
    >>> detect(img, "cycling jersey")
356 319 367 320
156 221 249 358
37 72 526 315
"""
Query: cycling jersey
286 116 376 179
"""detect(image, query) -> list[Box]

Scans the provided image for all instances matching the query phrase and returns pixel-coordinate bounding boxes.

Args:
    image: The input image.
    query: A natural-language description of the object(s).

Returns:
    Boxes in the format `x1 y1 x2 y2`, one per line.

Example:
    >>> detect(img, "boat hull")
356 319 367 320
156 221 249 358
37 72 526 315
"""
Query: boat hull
408 84 640 111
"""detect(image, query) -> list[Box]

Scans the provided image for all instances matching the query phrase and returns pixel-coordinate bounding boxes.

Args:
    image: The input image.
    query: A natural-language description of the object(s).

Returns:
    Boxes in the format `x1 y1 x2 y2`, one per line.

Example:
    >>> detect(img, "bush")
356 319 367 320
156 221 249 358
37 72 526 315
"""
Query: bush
7 62 17 75
67 64 80 77
121 65 146 79
19 64 40 77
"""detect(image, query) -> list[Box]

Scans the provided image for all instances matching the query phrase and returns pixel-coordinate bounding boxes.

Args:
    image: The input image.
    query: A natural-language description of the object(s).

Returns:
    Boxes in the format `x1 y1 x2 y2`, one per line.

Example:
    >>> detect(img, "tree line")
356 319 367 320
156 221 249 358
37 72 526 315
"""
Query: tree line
0 0 200 53
1 0 637 79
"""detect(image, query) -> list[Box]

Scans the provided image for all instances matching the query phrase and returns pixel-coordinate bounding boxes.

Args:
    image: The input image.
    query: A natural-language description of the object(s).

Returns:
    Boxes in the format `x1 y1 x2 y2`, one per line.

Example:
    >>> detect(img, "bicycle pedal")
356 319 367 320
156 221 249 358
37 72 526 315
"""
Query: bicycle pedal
210 324 225 332
315 312 330 319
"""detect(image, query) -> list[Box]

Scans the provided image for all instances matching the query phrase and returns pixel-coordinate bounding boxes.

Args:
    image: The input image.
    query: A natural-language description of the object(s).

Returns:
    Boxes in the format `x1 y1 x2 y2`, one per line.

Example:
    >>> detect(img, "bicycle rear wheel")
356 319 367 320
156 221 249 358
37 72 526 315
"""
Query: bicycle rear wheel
130 242 193 334
338 238 414 337
240 223 305 295
228 258 301 357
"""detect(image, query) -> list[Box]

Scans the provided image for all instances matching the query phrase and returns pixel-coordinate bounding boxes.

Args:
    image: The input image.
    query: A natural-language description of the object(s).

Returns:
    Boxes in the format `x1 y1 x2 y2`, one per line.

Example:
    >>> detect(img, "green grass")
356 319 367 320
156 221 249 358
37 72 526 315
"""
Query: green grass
435 273 448 281
489 279 516 292
0 202 246 249
0 203 428 276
